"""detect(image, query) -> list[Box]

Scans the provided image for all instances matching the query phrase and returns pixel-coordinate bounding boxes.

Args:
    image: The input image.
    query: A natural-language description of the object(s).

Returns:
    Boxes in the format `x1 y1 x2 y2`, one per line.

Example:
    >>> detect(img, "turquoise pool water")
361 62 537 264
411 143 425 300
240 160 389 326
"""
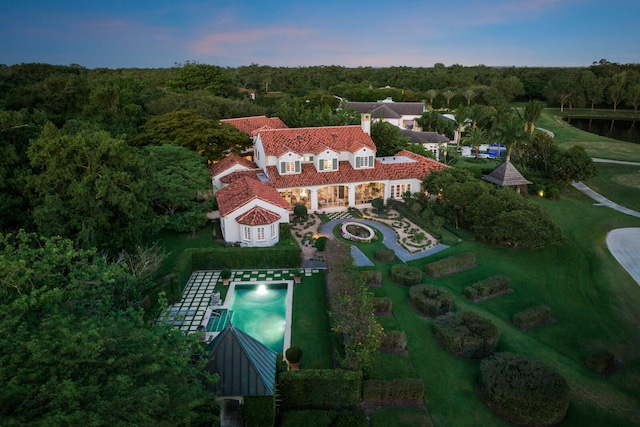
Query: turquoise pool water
230 283 287 353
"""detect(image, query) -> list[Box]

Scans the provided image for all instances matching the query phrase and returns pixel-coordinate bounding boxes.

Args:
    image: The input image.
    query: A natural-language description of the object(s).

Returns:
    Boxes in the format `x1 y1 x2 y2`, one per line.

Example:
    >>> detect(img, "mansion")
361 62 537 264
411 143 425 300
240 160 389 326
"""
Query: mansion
210 114 447 246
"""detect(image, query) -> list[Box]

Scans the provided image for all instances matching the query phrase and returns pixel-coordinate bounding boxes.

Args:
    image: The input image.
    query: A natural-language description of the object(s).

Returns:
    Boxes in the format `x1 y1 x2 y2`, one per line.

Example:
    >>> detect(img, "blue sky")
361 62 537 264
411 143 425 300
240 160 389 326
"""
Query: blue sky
2 0 639 69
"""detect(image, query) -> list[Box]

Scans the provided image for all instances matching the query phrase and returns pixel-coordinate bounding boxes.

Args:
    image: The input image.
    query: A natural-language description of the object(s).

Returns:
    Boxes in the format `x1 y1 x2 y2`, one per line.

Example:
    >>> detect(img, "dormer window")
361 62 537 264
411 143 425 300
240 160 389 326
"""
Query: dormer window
319 158 337 171
356 155 374 169
281 160 300 174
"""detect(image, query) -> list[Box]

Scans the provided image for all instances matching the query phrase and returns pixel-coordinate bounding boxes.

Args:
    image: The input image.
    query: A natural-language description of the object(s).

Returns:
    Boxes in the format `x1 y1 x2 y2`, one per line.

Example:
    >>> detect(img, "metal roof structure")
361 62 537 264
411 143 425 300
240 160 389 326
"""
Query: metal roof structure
205 324 277 397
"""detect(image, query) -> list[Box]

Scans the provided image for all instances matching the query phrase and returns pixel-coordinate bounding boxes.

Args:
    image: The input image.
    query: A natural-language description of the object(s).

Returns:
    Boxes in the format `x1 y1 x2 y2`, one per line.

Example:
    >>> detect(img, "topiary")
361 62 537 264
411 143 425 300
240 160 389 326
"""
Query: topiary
293 203 308 218
433 311 499 359
220 268 232 279
314 236 328 251
285 346 303 364
372 197 384 212
478 352 570 426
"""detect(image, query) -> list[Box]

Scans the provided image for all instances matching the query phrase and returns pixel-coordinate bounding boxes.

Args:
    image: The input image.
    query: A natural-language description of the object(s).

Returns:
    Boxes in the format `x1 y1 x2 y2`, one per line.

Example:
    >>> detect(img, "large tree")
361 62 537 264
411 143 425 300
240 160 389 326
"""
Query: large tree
133 109 251 162
28 122 162 253
0 231 219 426
144 144 214 234
370 120 411 157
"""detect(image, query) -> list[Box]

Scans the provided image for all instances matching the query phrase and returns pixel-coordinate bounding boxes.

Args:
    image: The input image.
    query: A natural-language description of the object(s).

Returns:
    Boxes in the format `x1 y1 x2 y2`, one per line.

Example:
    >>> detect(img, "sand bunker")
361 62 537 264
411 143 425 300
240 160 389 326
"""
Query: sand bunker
606 228 640 286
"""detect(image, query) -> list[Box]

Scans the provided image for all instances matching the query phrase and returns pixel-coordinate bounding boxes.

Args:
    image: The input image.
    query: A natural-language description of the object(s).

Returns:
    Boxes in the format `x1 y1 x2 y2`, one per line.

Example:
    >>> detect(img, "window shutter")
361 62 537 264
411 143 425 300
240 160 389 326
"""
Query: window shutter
369 156 374 167
332 158 338 170
295 160 300 173
280 162 286 174
356 157 361 168
319 160 324 171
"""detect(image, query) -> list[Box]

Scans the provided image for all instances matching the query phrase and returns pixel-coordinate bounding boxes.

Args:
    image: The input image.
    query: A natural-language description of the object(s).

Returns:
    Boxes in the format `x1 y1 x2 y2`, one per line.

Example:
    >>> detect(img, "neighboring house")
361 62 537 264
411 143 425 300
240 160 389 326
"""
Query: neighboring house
345 98 426 130
216 175 291 247
211 114 447 246
400 129 450 160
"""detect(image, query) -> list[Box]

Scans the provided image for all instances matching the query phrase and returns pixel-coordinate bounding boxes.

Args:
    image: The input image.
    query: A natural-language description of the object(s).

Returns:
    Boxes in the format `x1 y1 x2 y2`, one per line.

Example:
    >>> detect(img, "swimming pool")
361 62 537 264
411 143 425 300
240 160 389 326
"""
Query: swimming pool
210 282 291 353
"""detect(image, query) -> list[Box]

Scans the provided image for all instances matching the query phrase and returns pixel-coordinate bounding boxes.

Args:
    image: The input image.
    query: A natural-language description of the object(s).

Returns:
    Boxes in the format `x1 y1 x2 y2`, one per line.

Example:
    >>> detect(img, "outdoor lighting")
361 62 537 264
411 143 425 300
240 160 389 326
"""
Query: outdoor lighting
257 284 267 295
537 189 545 197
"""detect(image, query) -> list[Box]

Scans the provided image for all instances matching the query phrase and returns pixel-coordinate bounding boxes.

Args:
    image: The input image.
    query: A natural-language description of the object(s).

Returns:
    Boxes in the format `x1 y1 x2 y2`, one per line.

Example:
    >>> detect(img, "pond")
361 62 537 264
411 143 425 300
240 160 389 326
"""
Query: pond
563 117 640 144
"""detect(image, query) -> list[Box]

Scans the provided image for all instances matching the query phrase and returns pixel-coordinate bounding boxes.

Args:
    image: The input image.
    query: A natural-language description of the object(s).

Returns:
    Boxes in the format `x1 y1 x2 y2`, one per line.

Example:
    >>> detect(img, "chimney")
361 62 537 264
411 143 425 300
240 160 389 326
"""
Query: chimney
361 113 371 135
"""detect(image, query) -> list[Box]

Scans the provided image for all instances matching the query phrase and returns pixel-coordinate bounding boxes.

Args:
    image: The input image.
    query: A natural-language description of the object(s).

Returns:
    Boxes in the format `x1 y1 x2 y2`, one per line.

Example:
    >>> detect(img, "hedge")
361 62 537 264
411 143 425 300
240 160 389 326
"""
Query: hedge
433 311 500 359
280 409 368 427
478 352 570 426
425 252 476 279
379 330 407 353
279 369 362 410
512 305 553 331
191 246 301 269
409 284 455 317
374 248 396 263
372 297 393 315
464 275 512 301
361 270 382 286
362 379 425 403
241 396 275 427
391 264 423 286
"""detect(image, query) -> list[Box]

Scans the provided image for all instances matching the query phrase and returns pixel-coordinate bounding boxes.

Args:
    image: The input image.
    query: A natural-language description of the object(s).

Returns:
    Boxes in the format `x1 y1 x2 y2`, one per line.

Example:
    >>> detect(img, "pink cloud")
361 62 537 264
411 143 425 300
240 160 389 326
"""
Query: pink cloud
190 27 312 55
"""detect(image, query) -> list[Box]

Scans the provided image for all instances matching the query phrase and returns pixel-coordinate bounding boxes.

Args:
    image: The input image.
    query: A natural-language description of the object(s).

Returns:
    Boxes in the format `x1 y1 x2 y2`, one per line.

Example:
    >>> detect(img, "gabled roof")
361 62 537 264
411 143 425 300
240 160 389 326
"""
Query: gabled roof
370 104 402 119
266 150 446 189
345 101 425 117
482 161 532 186
217 176 291 217
210 153 257 178
235 206 281 225
258 125 376 158
205 324 277 397
221 116 288 137
400 129 450 144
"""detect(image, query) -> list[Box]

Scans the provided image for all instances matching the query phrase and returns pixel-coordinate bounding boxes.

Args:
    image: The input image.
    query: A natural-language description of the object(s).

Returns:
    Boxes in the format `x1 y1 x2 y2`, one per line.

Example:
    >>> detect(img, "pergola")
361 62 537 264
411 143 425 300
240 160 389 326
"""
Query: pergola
482 161 532 193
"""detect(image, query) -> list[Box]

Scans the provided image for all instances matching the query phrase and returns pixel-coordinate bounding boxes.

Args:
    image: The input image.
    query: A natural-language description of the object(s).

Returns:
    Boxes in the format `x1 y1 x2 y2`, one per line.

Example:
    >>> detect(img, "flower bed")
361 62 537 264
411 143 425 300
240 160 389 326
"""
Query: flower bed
341 222 377 243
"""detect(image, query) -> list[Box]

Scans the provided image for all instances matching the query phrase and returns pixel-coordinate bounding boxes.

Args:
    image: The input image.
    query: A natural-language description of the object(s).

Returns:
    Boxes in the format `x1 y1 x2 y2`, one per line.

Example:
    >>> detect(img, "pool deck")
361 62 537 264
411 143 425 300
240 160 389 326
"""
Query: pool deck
166 268 322 351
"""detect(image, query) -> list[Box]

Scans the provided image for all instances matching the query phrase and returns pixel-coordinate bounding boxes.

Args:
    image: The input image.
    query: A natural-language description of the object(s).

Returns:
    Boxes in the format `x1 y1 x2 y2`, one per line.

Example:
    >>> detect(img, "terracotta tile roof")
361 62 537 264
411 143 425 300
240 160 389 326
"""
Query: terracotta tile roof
258 126 376 158
221 116 288 137
266 150 447 189
235 206 282 225
217 176 291 217
219 169 264 184
210 153 257 177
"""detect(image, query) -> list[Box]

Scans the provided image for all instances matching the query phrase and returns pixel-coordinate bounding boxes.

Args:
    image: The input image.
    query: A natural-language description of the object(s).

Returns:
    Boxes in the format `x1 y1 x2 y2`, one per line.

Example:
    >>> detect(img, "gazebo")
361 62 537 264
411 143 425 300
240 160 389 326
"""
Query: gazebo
482 161 532 193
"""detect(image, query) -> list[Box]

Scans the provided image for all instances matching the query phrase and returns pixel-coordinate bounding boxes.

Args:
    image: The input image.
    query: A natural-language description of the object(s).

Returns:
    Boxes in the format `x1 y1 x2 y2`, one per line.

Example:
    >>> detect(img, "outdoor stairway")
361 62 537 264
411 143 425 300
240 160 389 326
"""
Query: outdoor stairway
274 383 283 418
206 309 233 332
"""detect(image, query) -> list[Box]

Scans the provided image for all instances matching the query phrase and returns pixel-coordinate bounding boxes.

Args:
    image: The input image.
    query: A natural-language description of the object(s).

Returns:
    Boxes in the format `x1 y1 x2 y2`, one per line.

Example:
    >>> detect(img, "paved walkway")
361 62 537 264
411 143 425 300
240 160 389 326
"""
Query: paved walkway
571 181 640 218
319 218 448 265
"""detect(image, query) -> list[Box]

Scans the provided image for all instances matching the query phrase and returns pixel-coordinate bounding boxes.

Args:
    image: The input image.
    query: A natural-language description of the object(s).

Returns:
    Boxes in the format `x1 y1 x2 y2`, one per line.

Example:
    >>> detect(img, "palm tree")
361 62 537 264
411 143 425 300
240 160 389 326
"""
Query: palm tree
522 100 543 134
453 105 469 150
468 104 488 129
461 88 477 107
441 89 456 111
425 89 439 109
462 127 490 159
494 113 528 162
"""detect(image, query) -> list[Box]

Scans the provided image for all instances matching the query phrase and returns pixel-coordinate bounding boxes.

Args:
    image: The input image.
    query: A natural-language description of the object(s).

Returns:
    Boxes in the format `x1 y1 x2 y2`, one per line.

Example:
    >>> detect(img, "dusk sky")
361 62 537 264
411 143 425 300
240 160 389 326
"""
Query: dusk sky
2 0 639 69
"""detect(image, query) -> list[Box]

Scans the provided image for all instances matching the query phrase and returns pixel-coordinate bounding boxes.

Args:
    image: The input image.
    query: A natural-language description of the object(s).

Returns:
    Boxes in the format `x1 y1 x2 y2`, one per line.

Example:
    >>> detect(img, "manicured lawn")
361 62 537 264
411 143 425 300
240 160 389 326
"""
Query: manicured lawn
290 272 333 369
586 162 640 212
370 407 433 427
537 110 640 162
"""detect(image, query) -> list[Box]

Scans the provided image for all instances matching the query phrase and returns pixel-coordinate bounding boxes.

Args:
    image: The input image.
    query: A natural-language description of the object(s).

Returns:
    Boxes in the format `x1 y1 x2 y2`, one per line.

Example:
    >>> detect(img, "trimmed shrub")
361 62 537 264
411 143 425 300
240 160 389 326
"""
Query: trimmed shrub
374 248 396 263
425 252 476 279
241 396 275 427
280 410 336 427
293 203 308 218
335 410 368 427
409 284 455 317
279 369 362 410
513 305 553 331
585 349 619 376
433 312 499 359
314 236 329 251
379 330 407 353
361 270 382 286
362 379 425 403
464 275 512 301
372 297 392 315
191 246 301 270
285 346 303 364
478 352 570 426
391 264 423 286
280 222 292 240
